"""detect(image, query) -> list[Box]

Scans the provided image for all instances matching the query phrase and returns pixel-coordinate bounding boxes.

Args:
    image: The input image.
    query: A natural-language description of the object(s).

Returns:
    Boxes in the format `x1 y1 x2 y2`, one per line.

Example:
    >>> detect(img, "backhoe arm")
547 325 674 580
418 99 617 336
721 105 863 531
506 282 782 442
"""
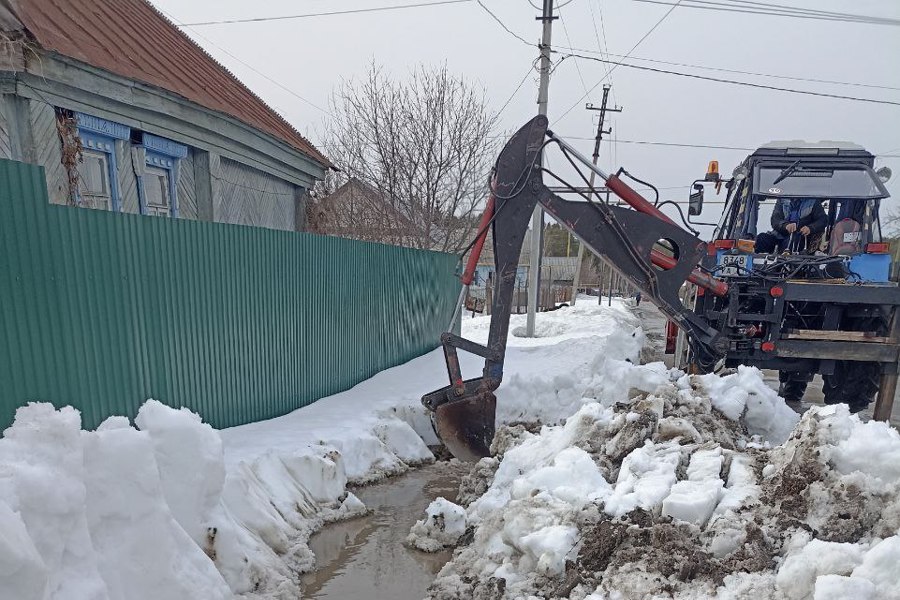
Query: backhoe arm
423 115 727 460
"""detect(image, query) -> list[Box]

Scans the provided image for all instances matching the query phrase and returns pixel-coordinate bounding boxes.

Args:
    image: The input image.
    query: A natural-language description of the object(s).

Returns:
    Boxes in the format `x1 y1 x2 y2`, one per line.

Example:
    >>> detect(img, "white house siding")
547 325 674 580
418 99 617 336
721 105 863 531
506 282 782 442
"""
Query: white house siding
29 101 68 205
214 157 296 231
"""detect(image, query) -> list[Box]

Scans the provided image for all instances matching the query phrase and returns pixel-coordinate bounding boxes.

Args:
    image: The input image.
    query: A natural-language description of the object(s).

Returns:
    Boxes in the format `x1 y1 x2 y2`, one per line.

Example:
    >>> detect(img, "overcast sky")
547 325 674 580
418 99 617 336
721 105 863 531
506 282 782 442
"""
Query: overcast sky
151 0 900 231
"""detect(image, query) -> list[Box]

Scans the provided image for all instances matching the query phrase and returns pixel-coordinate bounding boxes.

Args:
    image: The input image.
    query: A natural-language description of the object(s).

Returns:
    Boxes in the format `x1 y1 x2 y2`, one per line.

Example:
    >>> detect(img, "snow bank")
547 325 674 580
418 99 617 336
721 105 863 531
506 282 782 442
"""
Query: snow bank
82 415 232 600
0 403 231 600
426 330 900 599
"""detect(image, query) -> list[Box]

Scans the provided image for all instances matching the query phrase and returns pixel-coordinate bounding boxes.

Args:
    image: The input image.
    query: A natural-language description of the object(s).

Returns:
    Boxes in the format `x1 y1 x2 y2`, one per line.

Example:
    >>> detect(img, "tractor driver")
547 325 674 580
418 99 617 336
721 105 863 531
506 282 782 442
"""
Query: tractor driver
755 197 828 254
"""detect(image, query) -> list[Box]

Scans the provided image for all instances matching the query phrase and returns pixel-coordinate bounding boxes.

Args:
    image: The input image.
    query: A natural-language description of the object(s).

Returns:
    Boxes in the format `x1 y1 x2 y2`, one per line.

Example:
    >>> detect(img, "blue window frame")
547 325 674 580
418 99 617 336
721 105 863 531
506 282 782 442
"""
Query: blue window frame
75 113 130 212
139 134 188 218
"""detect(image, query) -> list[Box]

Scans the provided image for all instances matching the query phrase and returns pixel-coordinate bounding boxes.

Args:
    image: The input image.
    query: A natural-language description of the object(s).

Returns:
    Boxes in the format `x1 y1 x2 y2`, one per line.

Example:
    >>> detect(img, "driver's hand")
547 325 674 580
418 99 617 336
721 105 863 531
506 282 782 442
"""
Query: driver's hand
800 226 811 236
785 223 798 233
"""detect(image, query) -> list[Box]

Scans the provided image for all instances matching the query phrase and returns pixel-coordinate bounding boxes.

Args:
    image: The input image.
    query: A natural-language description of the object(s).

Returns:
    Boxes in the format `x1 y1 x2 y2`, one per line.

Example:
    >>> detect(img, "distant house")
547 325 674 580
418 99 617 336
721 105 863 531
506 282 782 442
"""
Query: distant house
0 0 328 231
309 178 425 246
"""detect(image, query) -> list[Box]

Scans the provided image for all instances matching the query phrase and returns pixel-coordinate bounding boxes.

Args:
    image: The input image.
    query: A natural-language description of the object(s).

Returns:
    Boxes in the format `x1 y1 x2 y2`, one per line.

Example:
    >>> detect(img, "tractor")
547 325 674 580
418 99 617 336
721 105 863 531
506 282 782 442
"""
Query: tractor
421 116 899 461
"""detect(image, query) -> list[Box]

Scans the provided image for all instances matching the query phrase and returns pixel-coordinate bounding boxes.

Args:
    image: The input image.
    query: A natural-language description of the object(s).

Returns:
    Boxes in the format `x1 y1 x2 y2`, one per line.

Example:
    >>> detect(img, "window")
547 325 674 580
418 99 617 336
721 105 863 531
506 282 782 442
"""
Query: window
143 162 173 217
78 150 112 210
74 113 131 212
754 164 889 200
139 134 188 218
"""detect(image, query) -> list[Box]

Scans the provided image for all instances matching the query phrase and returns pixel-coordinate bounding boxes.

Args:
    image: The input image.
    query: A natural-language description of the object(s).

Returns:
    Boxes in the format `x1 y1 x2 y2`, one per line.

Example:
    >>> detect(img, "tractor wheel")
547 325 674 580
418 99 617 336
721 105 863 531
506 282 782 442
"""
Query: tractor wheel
823 361 880 413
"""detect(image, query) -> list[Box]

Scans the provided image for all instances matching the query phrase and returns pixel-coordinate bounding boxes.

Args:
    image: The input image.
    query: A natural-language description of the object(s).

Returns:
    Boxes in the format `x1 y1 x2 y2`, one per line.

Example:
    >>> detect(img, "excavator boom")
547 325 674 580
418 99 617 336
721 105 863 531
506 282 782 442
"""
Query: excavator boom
423 115 728 460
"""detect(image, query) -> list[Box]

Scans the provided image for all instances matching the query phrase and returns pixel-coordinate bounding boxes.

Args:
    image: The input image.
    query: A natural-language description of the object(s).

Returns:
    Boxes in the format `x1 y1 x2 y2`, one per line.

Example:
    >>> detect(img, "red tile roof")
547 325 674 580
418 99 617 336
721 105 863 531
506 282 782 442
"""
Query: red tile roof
3 0 329 166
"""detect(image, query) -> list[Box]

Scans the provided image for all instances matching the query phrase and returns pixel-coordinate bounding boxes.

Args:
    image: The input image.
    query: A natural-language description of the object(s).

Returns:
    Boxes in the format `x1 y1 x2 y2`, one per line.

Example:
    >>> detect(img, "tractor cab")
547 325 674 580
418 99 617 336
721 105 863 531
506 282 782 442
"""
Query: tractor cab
690 141 893 284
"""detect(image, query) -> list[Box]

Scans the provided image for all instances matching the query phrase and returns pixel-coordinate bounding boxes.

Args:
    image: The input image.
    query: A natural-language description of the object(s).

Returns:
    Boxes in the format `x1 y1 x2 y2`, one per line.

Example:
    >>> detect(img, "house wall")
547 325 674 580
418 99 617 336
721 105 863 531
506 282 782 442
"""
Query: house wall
177 149 198 220
214 157 296 231
0 104 9 159
116 139 141 214
4 94 307 231
28 101 67 205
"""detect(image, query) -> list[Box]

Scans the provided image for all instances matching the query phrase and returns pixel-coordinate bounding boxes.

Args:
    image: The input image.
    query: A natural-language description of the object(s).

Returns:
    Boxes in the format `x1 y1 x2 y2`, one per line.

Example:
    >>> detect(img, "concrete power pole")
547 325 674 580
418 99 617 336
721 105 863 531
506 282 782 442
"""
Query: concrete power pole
569 85 622 305
525 0 556 337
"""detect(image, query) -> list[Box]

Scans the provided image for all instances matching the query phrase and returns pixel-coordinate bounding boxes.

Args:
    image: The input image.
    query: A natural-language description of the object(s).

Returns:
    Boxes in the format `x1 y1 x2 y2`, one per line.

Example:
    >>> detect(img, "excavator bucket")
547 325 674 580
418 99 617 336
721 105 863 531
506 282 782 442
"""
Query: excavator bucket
432 391 496 462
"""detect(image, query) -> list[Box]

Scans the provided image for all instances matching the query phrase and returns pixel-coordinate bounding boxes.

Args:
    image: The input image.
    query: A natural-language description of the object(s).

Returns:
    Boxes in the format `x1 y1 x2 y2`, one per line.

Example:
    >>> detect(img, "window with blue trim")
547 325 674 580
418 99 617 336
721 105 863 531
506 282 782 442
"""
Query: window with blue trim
75 113 130 212
139 134 187 218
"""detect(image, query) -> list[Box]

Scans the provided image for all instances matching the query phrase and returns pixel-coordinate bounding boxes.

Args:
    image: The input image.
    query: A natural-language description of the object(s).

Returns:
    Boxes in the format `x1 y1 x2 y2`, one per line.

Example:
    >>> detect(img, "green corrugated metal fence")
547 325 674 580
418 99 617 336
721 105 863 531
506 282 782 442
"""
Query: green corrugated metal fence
0 159 460 431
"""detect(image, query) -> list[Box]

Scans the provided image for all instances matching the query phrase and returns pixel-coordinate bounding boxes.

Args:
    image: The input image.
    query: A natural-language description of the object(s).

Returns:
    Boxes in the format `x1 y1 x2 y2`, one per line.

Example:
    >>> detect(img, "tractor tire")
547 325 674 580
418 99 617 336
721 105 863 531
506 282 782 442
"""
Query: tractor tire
823 361 880 413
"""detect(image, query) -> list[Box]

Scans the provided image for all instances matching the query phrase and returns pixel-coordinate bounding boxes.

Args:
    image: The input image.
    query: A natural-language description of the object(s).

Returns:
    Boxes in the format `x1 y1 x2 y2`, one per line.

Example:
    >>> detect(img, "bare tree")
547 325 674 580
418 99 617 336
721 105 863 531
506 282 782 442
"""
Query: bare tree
312 63 499 252
883 205 900 237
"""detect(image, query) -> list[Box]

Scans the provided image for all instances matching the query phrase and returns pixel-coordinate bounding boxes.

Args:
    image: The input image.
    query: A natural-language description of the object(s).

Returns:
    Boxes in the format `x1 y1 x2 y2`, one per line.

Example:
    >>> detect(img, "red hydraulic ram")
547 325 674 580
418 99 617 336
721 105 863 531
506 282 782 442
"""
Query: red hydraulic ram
461 194 496 286
554 132 729 297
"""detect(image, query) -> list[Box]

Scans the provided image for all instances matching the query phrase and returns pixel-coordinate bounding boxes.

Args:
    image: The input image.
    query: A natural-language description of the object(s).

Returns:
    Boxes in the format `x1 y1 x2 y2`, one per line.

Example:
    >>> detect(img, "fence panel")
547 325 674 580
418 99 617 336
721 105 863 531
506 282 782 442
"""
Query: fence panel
0 159 459 430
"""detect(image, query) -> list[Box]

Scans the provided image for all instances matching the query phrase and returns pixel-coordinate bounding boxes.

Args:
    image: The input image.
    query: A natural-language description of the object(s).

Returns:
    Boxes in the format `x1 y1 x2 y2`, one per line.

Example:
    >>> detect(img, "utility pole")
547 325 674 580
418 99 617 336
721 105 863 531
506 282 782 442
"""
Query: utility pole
525 0 556 337
568 84 622 305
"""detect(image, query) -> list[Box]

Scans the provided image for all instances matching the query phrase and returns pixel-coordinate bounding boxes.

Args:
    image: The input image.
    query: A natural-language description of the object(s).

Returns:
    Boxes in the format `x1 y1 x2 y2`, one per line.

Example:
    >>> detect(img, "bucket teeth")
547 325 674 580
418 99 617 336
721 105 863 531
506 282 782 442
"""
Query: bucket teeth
432 391 497 462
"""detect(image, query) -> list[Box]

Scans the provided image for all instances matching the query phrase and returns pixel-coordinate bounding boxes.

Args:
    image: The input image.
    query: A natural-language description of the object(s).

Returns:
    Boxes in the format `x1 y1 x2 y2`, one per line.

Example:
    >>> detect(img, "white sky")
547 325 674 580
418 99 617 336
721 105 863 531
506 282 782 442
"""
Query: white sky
150 0 900 232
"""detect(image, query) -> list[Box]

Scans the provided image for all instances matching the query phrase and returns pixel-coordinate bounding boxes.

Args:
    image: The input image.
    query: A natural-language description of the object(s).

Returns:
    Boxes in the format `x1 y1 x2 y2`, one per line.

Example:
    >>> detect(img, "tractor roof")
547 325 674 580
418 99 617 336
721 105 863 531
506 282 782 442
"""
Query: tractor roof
750 140 874 161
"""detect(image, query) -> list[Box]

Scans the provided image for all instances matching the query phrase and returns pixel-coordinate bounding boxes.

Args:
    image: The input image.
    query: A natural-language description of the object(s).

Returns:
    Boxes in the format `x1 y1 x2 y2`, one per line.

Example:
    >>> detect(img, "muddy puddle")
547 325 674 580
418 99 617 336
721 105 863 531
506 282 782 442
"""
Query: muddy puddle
301 460 465 599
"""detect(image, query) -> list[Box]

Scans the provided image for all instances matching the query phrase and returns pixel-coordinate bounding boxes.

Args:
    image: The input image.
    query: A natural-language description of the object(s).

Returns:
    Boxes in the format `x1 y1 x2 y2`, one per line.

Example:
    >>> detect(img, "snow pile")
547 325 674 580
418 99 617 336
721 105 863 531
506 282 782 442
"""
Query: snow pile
0 399 384 600
407 497 468 552
425 367 900 599
699 365 800 444
468 298 651 425
0 402 231 600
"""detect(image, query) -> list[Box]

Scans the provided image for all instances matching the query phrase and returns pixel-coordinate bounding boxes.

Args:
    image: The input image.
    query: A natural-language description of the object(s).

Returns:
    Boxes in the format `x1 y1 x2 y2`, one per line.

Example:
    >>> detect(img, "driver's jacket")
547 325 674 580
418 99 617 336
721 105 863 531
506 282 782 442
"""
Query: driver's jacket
770 198 828 240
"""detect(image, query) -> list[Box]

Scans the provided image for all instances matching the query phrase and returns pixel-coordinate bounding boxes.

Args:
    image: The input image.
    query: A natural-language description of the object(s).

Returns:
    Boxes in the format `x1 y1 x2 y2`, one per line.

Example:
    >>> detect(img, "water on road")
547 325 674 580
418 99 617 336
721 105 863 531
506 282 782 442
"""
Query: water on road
301 460 465 600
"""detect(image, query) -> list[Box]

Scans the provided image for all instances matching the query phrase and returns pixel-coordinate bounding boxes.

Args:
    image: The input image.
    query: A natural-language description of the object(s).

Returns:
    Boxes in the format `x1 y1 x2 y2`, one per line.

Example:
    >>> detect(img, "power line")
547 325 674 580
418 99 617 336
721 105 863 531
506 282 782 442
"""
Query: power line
496 59 539 117
181 0 474 27
720 0 898 22
560 52 900 107
476 0 533 46
558 6 591 100
161 9 331 115
552 0 684 125
559 135 900 161
560 135 754 151
587 0 615 94
633 0 900 26
552 44 900 92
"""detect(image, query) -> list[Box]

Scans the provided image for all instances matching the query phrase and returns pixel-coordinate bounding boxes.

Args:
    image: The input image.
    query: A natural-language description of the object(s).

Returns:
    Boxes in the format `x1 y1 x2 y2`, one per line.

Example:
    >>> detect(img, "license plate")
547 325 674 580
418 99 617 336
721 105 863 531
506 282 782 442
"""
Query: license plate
717 254 751 277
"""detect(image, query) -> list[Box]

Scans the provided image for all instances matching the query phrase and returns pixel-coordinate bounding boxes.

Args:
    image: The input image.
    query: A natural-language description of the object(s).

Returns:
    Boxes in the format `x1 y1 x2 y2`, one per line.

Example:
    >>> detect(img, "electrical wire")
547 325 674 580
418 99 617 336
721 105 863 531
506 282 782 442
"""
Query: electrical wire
587 0 616 93
552 0 685 125
632 0 900 27
558 134 754 151
181 0 474 26
558 6 592 102
551 43 900 92
161 8 331 116
527 0 577 9
721 0 898 23
495 59 539 118
559 52 900 107
476 0 533 47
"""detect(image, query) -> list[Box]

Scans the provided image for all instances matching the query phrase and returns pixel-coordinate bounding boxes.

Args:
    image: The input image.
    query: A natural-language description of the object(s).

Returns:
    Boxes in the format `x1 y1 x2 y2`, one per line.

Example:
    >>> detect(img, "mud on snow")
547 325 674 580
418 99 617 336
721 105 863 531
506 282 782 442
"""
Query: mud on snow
410 367 900 600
